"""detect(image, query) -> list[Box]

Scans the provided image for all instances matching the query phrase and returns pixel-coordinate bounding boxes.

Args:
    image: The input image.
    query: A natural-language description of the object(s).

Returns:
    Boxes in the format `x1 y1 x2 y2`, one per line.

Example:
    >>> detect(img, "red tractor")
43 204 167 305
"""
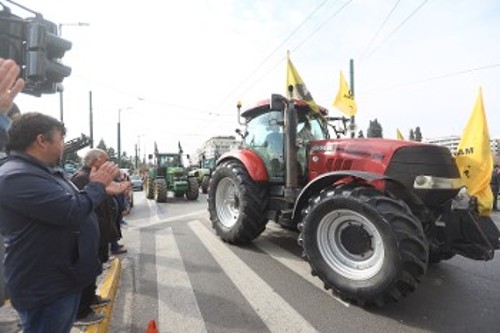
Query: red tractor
207 94 500 306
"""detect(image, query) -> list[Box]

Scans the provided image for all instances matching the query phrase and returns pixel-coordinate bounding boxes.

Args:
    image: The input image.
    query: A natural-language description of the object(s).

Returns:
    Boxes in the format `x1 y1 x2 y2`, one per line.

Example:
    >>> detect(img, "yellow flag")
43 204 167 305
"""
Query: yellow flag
455 88 494 216
333 71 357 116
286 52 319 113
396 129 404 140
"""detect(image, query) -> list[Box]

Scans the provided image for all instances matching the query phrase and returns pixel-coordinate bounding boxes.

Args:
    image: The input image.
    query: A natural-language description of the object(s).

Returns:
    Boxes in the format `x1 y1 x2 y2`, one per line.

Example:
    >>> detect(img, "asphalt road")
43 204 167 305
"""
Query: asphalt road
110 191 500 333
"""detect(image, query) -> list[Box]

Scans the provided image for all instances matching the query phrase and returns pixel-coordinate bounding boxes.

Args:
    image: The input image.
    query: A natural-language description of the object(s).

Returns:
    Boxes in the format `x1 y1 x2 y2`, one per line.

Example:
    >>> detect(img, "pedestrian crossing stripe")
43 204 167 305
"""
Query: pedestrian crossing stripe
155 227 207 333
189 220 318 333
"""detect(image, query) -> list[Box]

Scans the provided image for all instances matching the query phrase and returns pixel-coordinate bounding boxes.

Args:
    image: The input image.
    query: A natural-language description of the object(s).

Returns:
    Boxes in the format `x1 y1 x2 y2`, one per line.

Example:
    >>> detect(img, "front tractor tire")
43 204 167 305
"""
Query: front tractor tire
299 186 428 306
186 177 200 200
208 161 268 244
146 177 155 199
155 179 168 203
201 175 210 194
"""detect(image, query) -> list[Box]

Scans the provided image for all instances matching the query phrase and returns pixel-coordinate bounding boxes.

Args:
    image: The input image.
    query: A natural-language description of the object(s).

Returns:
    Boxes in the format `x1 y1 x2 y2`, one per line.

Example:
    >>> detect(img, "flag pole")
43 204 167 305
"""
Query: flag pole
349 59 355 138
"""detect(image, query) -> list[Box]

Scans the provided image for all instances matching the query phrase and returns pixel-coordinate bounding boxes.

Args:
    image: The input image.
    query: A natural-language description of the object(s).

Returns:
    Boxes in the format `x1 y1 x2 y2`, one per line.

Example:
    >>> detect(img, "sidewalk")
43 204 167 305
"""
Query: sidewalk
0 258 121 333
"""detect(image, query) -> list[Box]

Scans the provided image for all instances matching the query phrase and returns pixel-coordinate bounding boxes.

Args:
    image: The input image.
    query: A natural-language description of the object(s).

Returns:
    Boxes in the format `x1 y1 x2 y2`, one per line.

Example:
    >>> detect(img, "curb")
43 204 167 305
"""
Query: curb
83 258 121 333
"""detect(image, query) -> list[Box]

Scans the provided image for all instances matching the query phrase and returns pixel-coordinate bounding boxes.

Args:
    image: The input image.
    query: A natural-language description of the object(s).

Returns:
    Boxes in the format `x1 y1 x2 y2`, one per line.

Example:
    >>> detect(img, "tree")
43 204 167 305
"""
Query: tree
97 138 107 151
367 119 383 138
64 150 80 163
409 129 415 141
357 130 364 138
414 126 422 142
96 138 117 162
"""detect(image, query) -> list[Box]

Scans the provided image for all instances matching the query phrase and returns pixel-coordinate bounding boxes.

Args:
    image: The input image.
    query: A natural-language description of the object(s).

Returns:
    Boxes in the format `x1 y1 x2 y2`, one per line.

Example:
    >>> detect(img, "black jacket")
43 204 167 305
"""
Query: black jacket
71 167 120 244
0 152 106 310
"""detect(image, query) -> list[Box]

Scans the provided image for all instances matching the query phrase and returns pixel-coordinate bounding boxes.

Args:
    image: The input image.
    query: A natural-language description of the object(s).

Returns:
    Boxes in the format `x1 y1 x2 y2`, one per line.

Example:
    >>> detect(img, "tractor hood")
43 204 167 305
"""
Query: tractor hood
308 138 460 207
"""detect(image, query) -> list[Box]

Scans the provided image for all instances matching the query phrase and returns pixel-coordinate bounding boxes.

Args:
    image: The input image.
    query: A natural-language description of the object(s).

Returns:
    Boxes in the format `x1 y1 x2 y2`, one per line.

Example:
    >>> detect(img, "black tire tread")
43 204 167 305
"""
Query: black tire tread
208 161 268 244
299 185 428 306
186 177 200 200
156 179 168 203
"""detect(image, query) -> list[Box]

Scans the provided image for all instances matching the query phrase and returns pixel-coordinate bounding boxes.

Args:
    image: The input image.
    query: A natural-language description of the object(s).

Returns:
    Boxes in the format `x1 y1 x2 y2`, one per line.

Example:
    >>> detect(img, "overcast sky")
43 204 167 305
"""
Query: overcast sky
8 0 500 159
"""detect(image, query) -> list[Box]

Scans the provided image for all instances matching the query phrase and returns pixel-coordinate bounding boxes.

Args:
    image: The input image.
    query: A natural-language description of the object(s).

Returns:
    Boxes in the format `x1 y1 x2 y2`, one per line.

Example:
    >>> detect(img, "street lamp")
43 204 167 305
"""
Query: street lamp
58 22 90 123
117 107 134 167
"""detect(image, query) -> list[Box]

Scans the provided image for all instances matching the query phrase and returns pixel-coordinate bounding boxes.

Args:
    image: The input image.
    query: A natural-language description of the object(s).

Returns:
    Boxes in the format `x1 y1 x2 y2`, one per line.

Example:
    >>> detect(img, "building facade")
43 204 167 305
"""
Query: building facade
424 135 500 156
194 136 241 164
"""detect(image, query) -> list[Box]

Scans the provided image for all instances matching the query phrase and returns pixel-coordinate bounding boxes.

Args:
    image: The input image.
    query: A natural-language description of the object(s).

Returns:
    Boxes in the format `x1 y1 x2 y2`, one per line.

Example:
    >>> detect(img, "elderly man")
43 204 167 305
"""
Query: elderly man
71 149 129 325
0 113 118 333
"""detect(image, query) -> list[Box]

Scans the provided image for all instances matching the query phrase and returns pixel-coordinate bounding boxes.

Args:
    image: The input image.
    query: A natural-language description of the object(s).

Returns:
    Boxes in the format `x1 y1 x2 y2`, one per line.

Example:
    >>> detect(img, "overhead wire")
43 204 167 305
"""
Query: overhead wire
359 62 500 95
365 0 429 59
359 0 402 61
211 0 332 113
233 0 355 101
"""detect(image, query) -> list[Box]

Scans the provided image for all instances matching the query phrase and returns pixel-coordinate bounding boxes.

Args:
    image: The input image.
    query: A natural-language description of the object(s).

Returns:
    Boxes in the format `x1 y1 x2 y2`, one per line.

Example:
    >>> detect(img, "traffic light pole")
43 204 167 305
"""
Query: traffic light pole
59 86 64 123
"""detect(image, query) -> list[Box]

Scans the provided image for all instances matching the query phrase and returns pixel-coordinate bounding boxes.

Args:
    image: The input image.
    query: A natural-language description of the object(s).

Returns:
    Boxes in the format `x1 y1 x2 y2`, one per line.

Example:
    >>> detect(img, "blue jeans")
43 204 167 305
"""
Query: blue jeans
17 289 81 333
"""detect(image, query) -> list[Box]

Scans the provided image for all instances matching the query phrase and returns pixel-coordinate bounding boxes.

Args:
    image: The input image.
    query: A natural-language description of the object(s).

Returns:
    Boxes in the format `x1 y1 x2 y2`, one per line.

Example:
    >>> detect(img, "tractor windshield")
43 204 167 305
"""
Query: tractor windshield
297 112 329 142
202 158 215 169
158 154 182 168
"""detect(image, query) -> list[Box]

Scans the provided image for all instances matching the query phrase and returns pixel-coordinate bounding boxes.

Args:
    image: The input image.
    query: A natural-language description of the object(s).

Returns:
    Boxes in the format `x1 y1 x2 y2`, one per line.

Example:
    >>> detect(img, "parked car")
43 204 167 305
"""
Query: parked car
130 174 144 191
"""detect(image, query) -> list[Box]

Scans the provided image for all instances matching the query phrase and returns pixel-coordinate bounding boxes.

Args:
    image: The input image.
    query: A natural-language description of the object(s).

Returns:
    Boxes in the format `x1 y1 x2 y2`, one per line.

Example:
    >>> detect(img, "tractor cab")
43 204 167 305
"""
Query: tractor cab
239 99 329 182
157 153 183 169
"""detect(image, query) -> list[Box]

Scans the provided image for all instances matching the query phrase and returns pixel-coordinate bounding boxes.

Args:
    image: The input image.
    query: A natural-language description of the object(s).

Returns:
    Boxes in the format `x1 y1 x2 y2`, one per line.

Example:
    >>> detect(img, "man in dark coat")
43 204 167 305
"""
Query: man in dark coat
71 148 127 325
491 164 500 211
0 113 117 333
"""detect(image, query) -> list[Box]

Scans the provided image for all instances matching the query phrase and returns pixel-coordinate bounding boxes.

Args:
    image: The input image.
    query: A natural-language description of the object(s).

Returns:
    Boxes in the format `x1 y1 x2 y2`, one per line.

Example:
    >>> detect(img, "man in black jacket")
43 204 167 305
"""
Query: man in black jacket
491 164 500 211
0 113 118 333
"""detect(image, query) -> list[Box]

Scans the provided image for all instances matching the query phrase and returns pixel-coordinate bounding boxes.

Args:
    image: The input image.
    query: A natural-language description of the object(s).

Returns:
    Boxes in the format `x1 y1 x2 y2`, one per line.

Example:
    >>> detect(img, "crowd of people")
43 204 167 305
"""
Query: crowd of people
0 58 131 332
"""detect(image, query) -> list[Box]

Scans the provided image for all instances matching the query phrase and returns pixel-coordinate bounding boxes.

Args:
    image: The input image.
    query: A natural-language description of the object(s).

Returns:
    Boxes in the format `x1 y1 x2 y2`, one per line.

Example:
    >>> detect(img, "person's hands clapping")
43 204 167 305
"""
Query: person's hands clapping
89 161 118 187
0 59 25 115
105 181 131 195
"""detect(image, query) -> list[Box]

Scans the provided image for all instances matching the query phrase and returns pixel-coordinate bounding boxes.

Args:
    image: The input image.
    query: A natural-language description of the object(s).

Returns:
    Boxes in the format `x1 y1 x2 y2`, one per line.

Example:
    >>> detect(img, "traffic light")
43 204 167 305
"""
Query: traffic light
0 4 72 96
25 17 72 85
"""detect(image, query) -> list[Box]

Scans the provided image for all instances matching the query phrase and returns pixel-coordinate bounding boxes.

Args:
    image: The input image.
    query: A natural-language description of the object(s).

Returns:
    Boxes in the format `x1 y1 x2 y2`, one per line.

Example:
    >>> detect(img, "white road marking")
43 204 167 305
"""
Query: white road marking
156 228 207 333
257 225 349 307
189 220 318 333
132 208 207 229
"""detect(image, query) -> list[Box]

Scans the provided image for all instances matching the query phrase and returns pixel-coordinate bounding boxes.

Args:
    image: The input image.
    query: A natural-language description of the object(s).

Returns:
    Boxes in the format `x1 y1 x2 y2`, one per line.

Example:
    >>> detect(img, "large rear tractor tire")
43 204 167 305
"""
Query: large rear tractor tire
155 179 168 203
208 161 268 244
201 175 210 194
299 185 428 306
146 178 155 199
186 177 200 200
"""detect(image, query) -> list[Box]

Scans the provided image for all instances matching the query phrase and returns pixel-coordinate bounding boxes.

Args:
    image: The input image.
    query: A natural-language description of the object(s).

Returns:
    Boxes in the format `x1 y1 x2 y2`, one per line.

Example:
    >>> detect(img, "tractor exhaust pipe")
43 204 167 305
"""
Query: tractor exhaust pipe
271 92 299 202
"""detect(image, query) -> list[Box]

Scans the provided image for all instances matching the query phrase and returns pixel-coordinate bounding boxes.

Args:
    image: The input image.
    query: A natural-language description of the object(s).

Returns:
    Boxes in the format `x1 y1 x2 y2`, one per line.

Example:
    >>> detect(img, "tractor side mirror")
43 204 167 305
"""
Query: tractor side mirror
235 128 247 139
270 94 286 111
148 154 153 160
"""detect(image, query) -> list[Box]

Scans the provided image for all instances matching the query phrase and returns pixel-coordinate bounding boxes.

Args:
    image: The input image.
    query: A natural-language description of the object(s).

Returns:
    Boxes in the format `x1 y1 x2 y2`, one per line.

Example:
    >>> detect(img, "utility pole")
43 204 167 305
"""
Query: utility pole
135 143 138 169
117 106 133 167
89 91 93 148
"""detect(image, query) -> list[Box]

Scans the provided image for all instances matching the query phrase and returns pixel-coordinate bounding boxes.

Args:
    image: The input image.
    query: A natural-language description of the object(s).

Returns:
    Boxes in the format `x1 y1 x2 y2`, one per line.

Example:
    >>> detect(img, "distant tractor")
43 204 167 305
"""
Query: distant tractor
145 151 199 203
190 154 217 194
207 94 500 306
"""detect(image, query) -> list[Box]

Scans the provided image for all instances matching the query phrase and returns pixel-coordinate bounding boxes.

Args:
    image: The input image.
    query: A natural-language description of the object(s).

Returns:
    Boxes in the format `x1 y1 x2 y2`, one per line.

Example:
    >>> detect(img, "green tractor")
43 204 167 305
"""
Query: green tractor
190 154 217 194
145 152 199 203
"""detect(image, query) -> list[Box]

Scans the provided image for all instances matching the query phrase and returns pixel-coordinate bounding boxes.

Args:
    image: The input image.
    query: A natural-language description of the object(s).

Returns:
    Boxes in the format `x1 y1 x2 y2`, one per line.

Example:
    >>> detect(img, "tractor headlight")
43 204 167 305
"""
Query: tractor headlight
413 175 464 190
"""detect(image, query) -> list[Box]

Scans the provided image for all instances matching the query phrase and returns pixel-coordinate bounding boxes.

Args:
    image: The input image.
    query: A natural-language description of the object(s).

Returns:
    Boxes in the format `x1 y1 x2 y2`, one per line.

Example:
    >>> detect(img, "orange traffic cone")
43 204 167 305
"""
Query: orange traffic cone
146 320 158 333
